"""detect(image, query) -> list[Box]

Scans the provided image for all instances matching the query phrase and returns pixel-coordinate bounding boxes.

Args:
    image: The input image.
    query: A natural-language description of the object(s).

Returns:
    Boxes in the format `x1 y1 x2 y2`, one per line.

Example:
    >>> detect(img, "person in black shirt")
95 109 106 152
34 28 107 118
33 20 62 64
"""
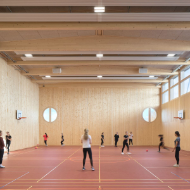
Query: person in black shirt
101 132 105 147
61 133 64 146
6 132 12 155
158 134 169 152
114 132 119 147
121 131 131 155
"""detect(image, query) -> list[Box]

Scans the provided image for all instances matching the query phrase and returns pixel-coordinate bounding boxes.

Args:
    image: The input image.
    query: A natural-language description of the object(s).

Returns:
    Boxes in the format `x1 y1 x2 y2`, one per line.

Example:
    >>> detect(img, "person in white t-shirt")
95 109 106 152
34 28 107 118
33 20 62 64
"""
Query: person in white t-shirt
81 129 95 171
129 132 133 146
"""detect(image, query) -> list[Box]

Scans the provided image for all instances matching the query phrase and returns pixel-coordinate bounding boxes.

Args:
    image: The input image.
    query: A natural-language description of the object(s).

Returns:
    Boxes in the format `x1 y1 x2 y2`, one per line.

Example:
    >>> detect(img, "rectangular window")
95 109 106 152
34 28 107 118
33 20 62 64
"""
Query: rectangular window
162 91 169 104
162 82 168 92
181 78 190 95
170 85 179 100
170 76 178 87
181 67 190 80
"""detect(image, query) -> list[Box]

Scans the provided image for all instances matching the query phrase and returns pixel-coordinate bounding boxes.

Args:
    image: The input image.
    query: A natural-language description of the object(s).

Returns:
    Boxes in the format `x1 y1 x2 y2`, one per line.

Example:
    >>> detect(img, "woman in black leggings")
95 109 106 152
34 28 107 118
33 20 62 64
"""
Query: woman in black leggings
101 132 104 147
121 131 131 155
172 131 180 167
81 129 94 171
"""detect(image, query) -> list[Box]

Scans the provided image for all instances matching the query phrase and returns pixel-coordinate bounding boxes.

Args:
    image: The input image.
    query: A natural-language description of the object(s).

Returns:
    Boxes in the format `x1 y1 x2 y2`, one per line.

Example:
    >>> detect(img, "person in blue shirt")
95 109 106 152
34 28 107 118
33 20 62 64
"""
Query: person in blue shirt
172 131 180 167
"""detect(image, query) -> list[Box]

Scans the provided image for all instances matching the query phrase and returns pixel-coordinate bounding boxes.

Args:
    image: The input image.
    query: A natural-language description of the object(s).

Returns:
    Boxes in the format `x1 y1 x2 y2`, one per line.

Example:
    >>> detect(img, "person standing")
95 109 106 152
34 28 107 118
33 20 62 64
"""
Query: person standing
172 131 180 167
0 130 6 168
101 132 105 147
81 129 94 171
129 132 133 146
114 132 119 147
61 133 64 146
6 132 12 154
121 131 131 155
43 133 48 146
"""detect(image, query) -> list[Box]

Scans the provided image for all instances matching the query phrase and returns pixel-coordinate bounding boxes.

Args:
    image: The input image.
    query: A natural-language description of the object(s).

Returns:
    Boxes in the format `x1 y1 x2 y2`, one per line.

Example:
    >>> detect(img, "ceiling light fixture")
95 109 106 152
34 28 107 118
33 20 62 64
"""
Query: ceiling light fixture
96 54 103 58
97 75 103 78
45 76 51 78
94 7 105 13
167 54 175 57
25 54 33 57
149 75 154 78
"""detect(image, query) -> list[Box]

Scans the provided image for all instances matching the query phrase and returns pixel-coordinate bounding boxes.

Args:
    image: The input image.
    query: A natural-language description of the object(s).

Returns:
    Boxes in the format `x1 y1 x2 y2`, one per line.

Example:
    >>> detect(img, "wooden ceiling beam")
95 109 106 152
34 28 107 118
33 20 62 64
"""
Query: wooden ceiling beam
8 60 189 66
1 22 190 31
1 36 190 52
21 66 177 76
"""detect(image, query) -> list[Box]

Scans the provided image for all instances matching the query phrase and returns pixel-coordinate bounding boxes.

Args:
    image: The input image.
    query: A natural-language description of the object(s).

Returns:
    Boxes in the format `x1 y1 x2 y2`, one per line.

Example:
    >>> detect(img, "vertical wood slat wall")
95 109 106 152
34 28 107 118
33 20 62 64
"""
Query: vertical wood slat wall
0 58 39 151
161 68 190 151
39 87 161 146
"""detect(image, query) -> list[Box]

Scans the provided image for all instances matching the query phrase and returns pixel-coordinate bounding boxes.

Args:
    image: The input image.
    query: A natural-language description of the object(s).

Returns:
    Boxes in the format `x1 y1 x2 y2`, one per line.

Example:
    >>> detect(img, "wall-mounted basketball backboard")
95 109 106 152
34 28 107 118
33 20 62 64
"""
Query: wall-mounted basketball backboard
16 110 22 120
178 110 184 119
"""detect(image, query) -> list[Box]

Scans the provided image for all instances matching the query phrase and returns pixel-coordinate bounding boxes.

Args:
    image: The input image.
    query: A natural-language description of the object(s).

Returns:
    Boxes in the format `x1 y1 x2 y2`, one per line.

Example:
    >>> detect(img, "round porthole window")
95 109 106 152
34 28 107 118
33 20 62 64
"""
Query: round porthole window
142 108 157 122
43 108 57 122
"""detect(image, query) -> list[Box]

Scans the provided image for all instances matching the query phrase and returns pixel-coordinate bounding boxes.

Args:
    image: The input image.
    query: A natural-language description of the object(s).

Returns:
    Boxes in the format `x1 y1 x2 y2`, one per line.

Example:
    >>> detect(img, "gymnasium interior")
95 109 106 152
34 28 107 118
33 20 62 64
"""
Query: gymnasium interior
1 1 190 190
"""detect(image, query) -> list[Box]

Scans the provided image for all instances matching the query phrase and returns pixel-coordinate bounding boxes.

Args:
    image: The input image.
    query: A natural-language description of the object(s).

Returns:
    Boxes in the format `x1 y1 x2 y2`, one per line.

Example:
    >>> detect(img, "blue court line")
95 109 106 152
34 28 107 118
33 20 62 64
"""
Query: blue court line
171 172 190 183
0 172 29 189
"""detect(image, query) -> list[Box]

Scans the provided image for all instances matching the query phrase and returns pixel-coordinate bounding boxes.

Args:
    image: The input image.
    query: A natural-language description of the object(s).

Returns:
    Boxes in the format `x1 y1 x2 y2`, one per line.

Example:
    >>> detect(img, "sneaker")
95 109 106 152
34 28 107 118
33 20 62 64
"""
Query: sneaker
0 165 5 168
121 152 124 155
127 152 131 154
82 167 85 170
158 151 160 152
91 167 95 171
7 152 9 155
173 164 179 167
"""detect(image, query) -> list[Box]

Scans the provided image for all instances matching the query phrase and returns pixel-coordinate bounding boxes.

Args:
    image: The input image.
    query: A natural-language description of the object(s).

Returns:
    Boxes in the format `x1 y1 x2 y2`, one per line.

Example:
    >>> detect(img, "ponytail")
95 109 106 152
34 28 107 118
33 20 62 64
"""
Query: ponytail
45 133 48 138
84 129 89 140
175 131 180 137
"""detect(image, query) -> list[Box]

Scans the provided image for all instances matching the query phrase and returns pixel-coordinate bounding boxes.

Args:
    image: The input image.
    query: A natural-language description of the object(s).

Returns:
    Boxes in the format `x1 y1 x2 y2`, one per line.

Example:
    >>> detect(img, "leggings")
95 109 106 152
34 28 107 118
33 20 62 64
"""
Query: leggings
61 140 64 145
115 140 118 147
101 139 104 146
83 148 93 167
122 141 129 152
0 149 4 165
159 142 163 151
175 147 180 165
129 139 133 145
6 142 11 153
44 140 47 145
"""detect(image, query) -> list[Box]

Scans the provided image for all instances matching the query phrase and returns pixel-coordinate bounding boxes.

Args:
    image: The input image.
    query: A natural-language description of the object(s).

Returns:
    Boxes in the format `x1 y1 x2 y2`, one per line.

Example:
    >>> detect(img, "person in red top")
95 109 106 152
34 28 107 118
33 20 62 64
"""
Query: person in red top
43 133 48 146
0 130 6 168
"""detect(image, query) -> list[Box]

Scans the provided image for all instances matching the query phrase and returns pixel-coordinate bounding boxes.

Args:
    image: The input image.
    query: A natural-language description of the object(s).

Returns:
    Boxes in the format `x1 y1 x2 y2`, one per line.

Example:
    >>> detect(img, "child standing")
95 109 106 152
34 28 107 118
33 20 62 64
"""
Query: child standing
129 132 133 146
43 133 48 146
121 131 131 155
0 130 6 168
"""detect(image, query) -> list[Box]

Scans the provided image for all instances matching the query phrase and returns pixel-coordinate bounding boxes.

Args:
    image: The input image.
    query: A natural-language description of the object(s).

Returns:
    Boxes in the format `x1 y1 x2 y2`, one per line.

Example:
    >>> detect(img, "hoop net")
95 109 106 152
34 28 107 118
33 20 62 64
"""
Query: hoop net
18 117 27 120
174 117 182 120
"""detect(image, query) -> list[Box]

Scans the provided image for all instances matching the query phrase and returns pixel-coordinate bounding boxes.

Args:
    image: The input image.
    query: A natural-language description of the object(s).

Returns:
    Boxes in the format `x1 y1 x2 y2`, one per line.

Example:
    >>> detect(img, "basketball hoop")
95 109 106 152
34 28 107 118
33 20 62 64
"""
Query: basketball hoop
18 117 27 120
174 117 182 120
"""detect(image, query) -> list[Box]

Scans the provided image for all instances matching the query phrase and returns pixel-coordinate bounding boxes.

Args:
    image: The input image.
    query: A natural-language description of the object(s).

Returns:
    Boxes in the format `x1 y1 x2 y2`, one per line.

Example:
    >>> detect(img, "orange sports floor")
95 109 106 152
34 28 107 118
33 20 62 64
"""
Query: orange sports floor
0 146 190 190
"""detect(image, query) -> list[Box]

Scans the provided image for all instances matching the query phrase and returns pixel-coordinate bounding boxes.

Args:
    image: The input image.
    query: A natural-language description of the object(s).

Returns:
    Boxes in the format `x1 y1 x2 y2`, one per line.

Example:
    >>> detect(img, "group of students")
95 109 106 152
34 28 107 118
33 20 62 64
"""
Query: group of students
43 133 64 146
158 131 181 167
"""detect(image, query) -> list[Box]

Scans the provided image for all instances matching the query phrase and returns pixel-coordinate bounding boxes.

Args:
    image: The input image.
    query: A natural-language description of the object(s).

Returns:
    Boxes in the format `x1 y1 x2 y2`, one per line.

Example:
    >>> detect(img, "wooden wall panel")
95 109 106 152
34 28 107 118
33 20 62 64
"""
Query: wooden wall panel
161 92 190 151
0 58 39 151
39 86 161 146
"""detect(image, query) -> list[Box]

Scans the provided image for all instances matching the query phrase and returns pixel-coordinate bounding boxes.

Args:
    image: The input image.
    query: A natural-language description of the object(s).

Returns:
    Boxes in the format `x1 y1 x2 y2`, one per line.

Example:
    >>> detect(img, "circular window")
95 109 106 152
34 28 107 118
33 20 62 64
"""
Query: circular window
142 108 157 122
43 108 57 122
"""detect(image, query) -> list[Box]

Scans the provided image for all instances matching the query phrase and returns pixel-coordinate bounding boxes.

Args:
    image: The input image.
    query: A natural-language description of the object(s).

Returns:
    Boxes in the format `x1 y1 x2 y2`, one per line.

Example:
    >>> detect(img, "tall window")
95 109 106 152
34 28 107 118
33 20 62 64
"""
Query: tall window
181 78 190 95
170 76 178 87
162 82 168 92
181 67 190 80
170 85 179 100
162 91 169 104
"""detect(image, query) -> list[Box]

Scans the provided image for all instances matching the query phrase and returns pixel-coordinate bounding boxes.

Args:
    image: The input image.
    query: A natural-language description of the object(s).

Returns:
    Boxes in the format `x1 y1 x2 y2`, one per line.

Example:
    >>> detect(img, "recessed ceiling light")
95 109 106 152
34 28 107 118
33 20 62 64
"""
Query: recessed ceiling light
94 7 105 13
25 54 33 57
96 54 103 58
97 75 103 78
45 76 51 78
167 54 175 57
149 76 154 78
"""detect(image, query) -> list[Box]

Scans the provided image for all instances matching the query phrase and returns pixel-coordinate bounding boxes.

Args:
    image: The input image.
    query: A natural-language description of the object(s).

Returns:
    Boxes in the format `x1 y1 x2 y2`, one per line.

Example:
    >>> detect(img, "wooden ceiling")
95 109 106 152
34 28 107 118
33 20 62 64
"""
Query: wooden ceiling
0 1 190 87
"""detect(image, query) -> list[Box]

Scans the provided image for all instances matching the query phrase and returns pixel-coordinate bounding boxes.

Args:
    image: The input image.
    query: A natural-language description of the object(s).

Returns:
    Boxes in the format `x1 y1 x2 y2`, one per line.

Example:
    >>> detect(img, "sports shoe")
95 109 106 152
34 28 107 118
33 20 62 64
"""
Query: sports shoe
127 152 131 154
121 152 124 155
158 151 160 152
82 167 85 170
173 164 179 167
91 167 95 171
0 165 5 168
